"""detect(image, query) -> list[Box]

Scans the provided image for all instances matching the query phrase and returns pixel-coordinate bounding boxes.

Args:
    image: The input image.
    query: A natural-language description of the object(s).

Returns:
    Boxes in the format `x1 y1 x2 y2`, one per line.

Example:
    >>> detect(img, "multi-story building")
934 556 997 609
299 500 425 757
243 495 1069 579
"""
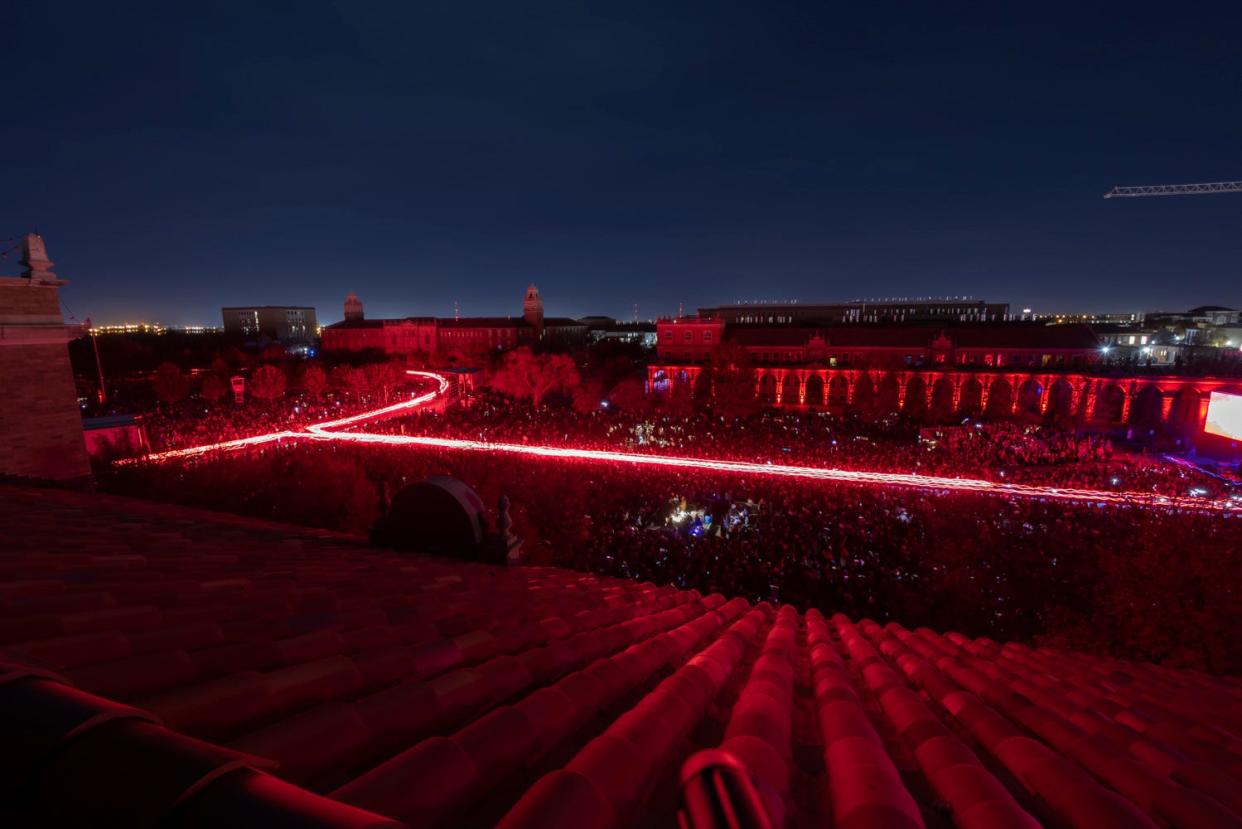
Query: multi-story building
657 317 1100 369
655 317 726 362
1146 306 1242 345
221 305 317 344
581 317 657 348
320 284 587 358
1091 324 1157 350
698 298 1009 325
1049 312 1144 326
320 317 439 356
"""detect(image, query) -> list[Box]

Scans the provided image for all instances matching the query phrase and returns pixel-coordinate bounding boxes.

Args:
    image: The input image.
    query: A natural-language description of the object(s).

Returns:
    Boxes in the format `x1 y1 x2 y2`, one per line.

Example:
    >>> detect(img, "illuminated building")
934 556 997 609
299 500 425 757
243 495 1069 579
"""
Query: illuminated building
321 285 587 358
321 316 440 356
221 305 317 343
1146 306 1242 345
648 315 1242 434
1048 311 1144 325
582 317 658 347
657 318 1100 369
699 297 1010 325
522 282 544 339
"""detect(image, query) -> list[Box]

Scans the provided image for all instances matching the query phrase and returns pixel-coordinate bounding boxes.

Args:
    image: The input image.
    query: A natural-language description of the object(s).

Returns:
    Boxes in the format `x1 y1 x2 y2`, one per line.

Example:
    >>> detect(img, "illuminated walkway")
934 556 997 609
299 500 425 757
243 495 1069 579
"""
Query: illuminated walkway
126 370 1242 513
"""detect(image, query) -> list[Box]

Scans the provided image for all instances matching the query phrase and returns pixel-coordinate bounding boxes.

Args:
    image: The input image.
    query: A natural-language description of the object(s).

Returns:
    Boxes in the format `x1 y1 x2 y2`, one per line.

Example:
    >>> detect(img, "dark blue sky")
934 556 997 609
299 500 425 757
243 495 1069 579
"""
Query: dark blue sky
4 2 1240 325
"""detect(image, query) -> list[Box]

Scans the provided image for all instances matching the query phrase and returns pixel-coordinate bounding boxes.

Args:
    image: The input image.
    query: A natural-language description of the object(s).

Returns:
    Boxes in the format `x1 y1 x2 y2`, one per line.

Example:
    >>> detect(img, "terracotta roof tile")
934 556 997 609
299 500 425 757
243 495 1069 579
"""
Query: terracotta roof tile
1 484 1238 828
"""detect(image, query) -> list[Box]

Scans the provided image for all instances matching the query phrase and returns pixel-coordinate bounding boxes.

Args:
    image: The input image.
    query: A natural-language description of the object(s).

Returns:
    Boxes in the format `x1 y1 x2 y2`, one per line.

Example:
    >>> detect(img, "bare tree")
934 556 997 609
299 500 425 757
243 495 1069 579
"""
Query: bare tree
249 364 288 402
491 347 580 406
199 374 229 403
300 364 327 399
151 362 189 405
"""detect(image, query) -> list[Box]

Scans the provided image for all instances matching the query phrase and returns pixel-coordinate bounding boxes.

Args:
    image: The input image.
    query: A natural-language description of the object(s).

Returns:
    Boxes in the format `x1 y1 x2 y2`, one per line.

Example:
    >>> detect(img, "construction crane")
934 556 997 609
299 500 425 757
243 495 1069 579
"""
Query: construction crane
1103 180 1242 198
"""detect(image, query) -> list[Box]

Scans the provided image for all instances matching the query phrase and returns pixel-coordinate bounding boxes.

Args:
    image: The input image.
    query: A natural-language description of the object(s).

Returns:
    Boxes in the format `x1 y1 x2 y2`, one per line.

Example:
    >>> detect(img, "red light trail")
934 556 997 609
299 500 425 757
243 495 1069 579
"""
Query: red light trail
123 370 1242 514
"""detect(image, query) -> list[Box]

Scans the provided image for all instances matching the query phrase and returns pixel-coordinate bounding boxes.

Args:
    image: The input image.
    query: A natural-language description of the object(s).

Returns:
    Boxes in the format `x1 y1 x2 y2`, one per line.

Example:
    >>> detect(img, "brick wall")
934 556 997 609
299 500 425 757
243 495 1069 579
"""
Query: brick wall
0 280 91 483
0 282 62 318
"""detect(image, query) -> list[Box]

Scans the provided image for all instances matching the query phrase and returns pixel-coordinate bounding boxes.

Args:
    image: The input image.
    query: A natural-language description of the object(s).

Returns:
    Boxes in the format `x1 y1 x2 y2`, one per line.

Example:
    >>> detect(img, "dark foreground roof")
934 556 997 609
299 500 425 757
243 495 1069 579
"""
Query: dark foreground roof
2 486 1239 828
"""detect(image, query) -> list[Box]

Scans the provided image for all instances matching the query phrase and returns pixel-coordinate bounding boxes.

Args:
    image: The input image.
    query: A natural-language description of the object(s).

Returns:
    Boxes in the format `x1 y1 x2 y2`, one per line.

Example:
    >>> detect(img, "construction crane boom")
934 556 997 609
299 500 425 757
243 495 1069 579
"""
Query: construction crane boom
1103 181 1242 198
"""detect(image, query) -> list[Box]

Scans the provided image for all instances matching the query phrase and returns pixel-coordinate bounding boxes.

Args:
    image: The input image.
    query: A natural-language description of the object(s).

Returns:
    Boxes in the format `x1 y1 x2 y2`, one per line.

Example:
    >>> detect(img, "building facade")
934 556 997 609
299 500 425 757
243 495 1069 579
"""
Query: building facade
0 235 91 482
657 318 1101 369
647 361 1238 437
321 317 439 356
698 298 1010 325
645 315 1242 434
321 285 587 359
221 305 317 343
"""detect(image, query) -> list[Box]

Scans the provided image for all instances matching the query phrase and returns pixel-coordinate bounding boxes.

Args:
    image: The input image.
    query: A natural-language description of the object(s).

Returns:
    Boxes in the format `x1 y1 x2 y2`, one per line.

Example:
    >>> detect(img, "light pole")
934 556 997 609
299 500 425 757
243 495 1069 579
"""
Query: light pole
85 318 107 405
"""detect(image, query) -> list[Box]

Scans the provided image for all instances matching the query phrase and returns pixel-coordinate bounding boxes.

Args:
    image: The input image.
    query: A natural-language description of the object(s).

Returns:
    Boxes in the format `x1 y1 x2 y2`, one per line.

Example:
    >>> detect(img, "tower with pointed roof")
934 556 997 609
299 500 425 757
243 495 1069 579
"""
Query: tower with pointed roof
344 292 364 322
523 283 544 340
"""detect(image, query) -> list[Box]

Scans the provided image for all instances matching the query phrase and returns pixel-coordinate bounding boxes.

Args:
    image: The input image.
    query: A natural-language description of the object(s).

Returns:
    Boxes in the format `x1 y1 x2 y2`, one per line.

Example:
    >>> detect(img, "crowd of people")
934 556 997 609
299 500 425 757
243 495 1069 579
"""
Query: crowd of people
105 437 1239 674
366 393 1228 498
100 375 1240 674
135 392 382 453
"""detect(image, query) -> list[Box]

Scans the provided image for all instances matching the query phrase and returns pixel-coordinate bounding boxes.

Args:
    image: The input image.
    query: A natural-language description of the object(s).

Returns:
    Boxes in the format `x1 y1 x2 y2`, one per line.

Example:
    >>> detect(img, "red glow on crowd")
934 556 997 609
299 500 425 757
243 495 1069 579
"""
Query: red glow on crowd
123 370 1242 513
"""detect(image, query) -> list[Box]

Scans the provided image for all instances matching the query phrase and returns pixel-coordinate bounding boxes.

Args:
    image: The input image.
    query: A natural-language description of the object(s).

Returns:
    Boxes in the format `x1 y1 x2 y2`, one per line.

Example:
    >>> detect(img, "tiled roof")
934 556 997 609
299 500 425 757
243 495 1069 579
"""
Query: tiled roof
944 323 1099 350
727 327 823 347
725 324 1100 351
323 318 437 330
436 317 530 328
2 485 1239 828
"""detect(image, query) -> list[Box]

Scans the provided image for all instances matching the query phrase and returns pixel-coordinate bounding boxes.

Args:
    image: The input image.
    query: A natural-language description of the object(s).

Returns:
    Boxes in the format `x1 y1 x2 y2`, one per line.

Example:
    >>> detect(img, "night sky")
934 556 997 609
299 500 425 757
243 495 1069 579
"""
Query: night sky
4 2 1241 326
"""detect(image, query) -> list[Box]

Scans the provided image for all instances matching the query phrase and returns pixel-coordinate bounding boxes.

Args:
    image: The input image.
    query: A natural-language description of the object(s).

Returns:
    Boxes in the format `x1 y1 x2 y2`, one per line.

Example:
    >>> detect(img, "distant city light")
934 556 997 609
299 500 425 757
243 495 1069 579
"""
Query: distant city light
88 322 222 335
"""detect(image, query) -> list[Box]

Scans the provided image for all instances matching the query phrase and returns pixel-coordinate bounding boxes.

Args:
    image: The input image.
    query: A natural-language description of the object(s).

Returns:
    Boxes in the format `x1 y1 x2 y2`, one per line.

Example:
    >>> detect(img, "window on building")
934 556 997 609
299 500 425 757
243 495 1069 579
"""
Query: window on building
703 331 713 343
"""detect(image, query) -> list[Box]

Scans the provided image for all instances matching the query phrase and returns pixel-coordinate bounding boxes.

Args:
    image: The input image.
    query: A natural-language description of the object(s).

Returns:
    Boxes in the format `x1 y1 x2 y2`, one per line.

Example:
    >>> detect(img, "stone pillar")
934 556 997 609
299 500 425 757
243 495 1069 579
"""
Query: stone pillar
1077 380 1096 420
950 376 961 411
1159 389 1175 424
798 372 807 405
1120 386 1134 424
0 235 90 483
